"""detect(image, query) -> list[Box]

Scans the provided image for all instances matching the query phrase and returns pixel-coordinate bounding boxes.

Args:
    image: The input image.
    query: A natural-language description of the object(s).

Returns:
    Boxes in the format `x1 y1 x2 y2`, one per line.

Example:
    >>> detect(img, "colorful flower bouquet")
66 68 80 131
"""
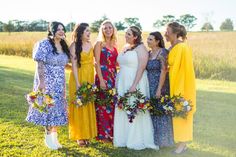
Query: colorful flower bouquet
117 89 151 123
150 94 192 118
95 87 117 106
74 82 97 107
25 90 54 113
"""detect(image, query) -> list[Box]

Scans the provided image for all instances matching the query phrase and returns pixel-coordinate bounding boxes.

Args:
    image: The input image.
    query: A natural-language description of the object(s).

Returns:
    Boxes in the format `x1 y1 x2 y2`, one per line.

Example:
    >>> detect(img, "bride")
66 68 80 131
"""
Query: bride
113 26 158 150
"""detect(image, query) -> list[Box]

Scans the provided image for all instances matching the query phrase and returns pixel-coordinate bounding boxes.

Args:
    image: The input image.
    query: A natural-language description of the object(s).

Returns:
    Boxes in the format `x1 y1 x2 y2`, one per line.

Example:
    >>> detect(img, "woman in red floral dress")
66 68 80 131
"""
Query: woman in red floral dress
94 20 118 142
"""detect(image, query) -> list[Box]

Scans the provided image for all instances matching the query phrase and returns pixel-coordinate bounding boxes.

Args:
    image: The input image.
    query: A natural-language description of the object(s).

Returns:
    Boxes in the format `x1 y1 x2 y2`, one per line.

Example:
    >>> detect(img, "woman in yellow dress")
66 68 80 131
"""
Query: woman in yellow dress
164 22 196 154
68 23 97 146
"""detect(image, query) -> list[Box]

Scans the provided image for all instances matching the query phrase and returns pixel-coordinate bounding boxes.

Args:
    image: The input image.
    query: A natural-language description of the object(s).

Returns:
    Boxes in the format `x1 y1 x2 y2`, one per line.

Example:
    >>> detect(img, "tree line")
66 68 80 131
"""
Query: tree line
0 14 234 33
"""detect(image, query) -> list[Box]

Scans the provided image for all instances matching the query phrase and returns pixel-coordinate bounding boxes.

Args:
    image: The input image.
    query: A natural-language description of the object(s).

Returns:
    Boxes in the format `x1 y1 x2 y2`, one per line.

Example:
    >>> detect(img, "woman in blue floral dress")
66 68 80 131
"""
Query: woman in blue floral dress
26 22 70 150
146 31 174 147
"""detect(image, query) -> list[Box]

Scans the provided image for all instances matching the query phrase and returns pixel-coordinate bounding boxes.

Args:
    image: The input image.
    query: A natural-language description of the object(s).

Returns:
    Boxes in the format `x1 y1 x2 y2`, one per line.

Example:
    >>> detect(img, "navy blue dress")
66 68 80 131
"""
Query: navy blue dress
146 48 174 147
26 39 69 126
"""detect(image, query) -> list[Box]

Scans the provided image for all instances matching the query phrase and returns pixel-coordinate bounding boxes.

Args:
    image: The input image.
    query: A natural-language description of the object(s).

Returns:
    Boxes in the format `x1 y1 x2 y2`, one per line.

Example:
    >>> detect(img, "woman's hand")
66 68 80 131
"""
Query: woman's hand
37 81 45 91
129 85 136 93
76 83 81 90
100 80 106 89
155 89 161 98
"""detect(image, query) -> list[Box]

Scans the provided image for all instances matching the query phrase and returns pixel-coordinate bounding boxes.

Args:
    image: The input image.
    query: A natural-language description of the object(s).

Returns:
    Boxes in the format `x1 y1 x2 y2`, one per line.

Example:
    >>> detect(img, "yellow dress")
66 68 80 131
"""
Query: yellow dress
69 48 97 140
168 42 196 142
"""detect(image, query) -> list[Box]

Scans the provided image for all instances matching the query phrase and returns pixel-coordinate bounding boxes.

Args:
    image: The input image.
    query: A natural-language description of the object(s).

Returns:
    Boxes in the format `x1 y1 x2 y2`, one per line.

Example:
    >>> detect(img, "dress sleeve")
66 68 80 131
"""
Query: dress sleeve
32 40 48 63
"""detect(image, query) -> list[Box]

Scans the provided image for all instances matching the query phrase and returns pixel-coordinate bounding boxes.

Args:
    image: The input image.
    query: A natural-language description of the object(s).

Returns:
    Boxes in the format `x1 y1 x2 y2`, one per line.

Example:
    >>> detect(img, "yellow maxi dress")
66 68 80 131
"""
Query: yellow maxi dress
69 48 97 140
168 42 196 142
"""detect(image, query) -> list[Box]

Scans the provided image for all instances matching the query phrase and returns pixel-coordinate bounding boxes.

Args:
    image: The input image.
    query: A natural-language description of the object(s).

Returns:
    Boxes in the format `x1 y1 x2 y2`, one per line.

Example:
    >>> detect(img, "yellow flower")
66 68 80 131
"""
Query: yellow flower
109 90 113 95
161 97 165 103
87 84 92 89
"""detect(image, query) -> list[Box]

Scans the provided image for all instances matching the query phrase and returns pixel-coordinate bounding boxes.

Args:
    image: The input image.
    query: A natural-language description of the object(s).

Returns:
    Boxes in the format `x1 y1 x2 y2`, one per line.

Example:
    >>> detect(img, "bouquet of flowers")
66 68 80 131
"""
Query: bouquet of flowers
74 82 97 107
117 89 151 123
25 90 54 113
95 87 117 106
150 94 192 118
150 95 174 116
172 95 192 118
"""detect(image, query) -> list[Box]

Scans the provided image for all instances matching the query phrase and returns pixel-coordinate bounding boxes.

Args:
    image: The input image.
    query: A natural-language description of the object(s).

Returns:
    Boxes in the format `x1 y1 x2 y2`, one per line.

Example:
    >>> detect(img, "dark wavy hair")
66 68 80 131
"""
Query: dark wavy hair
149 31 165 48
125 26 143 52
47 21 70 58
71 23 89 67
167 22 187 41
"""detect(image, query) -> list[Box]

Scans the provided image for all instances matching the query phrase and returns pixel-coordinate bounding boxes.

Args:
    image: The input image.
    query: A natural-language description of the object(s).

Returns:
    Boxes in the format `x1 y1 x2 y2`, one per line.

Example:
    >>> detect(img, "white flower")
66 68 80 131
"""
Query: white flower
183 101 189 106
126 111 131 115
187 106 191 111
168 106 173 111
140 99 144 103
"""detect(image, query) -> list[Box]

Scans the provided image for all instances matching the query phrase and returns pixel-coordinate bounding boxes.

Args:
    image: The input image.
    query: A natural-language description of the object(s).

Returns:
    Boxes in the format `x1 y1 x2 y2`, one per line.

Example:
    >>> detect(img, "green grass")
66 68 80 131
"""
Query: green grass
0 55 236 157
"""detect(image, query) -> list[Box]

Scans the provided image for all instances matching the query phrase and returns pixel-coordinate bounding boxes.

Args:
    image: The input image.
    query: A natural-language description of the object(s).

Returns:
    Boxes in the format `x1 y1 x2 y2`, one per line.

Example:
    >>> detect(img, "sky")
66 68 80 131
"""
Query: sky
0 0 235 31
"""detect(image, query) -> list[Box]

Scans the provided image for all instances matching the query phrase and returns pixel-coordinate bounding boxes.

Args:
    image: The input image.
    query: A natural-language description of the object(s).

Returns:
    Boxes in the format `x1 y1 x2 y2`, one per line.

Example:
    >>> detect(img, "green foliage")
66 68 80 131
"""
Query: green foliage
0 56 236 157
124 17 142 30
201 22 214 31
114 21 127 31
3 21 15 34
179 14 197 30
66 22 76 32
220 18 234 31
90 15 109 32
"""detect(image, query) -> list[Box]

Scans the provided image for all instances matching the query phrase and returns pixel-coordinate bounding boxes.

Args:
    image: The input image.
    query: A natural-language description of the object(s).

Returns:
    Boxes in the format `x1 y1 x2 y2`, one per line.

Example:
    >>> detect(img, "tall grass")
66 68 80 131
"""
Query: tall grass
0 31 236 81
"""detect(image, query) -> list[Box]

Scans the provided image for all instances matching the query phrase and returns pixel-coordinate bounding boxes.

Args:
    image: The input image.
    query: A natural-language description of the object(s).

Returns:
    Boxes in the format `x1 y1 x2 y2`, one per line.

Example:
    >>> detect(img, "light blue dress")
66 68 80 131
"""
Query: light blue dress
26 39 69 126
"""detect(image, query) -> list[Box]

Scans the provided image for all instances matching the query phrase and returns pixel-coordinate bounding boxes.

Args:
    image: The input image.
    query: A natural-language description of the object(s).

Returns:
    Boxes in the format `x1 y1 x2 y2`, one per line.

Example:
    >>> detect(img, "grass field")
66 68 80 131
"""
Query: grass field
0 31 236 81
0 55 236 157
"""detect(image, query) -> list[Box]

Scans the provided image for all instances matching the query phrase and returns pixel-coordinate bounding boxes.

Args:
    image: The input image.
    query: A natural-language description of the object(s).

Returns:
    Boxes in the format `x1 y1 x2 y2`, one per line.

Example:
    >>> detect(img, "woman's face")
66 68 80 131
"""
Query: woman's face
82 26 91 41
164 26 175 42
54 24 65 40
102 23 114 38
147 35 159 49
125 29 136 44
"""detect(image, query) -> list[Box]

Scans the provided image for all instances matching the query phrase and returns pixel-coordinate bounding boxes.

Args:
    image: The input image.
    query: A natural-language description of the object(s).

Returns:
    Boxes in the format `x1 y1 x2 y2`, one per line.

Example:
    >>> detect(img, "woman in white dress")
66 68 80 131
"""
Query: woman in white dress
113 26 158 150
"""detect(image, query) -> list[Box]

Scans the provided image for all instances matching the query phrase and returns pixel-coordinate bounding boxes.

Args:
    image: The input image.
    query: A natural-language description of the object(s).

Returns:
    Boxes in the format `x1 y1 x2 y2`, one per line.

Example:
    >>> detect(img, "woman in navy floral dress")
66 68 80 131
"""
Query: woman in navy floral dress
26 22 70 150
146 31 174 147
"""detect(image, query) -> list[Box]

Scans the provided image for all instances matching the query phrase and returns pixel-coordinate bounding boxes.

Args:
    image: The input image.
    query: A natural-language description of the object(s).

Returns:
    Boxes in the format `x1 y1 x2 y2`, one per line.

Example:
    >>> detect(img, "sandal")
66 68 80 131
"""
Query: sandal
77 140 87 147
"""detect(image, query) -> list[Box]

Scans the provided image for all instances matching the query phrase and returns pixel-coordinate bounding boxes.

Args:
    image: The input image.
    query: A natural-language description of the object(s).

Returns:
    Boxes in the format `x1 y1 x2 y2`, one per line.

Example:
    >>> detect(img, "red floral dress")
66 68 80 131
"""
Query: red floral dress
95 47 118 141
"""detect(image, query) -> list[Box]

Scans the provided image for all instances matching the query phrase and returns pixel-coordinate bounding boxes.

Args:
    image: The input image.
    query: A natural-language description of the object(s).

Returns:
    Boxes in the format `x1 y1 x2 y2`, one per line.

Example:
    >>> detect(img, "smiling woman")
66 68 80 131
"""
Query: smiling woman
25 21 70 150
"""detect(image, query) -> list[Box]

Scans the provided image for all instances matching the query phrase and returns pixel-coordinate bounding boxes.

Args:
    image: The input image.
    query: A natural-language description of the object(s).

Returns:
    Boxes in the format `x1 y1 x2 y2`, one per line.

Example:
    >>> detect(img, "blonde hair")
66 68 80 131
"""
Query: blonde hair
97 20 117 46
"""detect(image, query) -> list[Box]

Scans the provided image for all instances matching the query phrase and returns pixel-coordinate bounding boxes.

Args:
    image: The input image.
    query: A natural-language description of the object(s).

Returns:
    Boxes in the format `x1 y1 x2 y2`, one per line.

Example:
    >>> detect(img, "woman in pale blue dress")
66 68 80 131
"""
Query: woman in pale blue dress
26 22 70 150
146 31 174 147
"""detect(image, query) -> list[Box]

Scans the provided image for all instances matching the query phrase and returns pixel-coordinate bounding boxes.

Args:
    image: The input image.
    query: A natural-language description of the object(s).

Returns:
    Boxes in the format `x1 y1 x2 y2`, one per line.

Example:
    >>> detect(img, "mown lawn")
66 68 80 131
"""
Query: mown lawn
0 55 235 157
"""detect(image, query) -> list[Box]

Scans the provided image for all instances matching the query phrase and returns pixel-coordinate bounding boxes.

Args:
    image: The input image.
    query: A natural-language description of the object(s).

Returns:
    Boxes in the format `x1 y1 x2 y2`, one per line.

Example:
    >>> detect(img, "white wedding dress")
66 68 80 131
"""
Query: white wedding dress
113 50 158 150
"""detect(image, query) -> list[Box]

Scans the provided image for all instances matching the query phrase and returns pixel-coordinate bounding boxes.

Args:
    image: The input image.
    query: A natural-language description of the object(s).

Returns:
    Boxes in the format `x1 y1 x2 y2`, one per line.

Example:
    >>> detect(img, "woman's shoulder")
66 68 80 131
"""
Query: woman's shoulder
38 38 50 46
135 43 148 53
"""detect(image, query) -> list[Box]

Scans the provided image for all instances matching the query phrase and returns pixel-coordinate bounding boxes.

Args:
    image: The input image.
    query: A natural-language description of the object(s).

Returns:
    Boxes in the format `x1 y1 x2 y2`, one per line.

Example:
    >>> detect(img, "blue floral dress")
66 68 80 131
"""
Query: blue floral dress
146 48 174 147
26 39 69 126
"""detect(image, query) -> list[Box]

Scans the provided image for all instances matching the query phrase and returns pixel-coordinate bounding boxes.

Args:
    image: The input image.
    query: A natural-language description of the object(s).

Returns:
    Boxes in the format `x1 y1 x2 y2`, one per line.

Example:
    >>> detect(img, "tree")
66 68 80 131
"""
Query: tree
0 21 4 32
161 15 176 26
124 17 142 30
3 21 15 34
179 14 197 30
90 15 108 32
220 18 234 31
66 22 76 32
201 22 214 32
153 15 176 29
153 19 162 29
114 21 127 31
